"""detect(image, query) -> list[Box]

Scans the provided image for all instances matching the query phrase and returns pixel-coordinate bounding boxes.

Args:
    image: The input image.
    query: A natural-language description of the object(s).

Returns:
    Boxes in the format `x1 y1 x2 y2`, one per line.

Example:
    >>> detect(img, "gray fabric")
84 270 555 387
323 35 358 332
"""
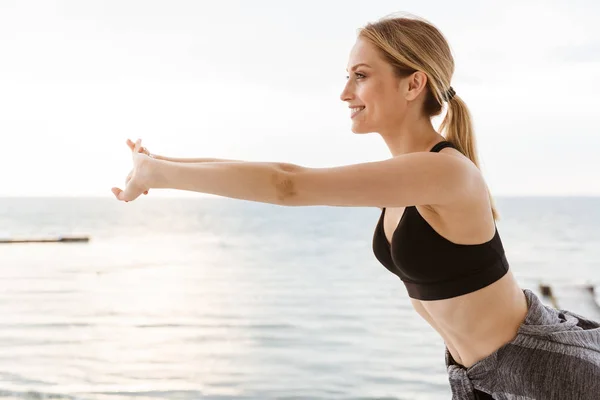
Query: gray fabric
445 288 600 399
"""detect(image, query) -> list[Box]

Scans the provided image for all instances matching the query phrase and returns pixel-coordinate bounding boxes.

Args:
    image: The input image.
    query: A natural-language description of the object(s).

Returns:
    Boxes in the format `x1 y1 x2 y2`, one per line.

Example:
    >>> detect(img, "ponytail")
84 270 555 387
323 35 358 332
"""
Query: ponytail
440 95 499 221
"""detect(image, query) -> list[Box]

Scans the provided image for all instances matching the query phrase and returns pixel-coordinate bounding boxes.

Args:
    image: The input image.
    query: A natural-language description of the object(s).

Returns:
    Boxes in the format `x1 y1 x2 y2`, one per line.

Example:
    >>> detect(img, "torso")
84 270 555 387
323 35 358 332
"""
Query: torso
380 147 528 368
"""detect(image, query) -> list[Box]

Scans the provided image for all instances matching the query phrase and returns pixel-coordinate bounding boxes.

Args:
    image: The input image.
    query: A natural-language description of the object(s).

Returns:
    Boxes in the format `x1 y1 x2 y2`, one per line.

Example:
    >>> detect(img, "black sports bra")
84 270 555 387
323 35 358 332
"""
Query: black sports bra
371 141 509 300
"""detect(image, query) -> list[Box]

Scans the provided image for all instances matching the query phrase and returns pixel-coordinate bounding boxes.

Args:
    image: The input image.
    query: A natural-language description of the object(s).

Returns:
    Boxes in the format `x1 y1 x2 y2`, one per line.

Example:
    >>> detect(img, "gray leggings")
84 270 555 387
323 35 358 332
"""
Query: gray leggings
445 288 600 399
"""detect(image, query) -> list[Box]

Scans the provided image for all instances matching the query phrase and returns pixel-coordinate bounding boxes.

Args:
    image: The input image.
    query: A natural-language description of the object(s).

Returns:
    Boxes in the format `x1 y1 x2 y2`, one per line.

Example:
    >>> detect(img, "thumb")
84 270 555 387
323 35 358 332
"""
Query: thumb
111 187 131 202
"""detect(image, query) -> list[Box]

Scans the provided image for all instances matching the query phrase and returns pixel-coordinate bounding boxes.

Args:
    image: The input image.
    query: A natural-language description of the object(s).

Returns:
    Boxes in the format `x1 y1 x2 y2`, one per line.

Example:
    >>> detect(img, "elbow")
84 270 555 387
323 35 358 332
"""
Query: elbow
272 164 303 206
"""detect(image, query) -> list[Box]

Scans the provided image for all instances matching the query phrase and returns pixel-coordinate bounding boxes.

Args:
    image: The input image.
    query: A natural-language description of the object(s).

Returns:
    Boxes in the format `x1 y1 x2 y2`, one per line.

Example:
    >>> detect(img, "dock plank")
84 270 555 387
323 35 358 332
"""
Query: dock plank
0 236 89 244
539 283 600 321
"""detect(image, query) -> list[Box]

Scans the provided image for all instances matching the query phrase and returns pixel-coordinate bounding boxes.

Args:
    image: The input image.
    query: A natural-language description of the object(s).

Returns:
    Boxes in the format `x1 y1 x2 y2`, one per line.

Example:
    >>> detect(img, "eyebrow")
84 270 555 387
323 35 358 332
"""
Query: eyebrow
345 63 372 72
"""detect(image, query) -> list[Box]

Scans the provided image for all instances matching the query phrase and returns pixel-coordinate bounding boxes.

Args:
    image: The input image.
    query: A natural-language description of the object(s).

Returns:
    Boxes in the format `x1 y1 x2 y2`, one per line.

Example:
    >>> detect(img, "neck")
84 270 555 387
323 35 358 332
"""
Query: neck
379 112 445 157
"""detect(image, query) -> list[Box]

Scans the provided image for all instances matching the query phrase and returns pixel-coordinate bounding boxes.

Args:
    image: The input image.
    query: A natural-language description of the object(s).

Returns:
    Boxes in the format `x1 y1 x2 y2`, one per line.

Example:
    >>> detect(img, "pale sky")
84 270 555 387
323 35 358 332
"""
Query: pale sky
1 0 599 197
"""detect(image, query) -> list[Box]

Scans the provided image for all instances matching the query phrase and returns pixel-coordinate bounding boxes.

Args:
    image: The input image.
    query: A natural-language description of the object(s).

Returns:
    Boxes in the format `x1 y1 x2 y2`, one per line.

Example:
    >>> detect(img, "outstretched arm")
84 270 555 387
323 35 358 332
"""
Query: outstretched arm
145 151 482 208
114 138 482 207
113 139 301 203
148 159 301 205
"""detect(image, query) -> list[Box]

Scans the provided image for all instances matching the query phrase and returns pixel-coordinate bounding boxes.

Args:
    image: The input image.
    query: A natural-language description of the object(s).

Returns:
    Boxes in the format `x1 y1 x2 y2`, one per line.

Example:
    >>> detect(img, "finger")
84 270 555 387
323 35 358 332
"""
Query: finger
132 140 141 160
112 186 139 202
144 190 148 195
121 179 144 202
111 187 127 202
127 139 144 155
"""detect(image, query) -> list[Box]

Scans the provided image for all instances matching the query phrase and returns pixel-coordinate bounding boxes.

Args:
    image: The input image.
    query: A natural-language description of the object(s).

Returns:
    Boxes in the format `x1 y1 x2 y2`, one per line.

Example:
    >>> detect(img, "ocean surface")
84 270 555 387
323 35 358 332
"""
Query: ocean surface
1 196 599 400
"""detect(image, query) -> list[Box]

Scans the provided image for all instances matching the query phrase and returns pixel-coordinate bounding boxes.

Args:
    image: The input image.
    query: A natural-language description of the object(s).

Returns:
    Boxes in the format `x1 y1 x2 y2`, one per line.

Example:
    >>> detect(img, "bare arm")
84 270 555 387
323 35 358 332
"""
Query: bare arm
151 154 244 163
117 137 480 207
144 151 480 208
148 159 301 205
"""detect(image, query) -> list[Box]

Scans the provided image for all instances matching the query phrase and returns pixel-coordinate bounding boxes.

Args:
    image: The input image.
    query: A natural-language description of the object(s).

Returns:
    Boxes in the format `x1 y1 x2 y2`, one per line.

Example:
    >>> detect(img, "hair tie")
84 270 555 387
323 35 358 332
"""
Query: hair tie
444 86 456 102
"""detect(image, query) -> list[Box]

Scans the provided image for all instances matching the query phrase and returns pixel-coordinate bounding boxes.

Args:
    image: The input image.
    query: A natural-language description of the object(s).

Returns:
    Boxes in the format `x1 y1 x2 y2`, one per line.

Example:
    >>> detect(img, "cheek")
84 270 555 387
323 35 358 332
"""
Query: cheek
382 100 403 120
362 81 393 111
378 90 405 120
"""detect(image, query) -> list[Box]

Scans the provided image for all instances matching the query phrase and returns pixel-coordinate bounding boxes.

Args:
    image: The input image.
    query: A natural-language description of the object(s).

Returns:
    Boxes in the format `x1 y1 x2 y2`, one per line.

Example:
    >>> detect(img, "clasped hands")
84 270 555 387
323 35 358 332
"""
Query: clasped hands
111 139 154 202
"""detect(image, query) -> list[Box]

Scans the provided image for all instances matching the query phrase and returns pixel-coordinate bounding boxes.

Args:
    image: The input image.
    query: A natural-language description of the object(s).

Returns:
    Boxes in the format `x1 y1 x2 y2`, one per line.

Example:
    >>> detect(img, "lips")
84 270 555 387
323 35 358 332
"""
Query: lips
350 106 365 118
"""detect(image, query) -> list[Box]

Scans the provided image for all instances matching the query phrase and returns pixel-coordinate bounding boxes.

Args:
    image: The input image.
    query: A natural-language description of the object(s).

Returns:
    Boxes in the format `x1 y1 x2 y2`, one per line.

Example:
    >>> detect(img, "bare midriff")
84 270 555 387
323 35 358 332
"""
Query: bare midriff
409 270 528 368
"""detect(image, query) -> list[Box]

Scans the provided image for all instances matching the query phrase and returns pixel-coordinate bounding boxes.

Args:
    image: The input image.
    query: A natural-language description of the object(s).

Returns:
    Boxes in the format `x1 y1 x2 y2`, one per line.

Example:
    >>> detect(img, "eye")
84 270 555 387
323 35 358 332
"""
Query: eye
345 72 366 80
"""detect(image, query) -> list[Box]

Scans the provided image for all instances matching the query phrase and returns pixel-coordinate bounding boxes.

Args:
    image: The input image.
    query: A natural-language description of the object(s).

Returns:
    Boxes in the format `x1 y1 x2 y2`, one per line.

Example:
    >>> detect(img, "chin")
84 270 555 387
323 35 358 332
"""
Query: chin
351 123 373 134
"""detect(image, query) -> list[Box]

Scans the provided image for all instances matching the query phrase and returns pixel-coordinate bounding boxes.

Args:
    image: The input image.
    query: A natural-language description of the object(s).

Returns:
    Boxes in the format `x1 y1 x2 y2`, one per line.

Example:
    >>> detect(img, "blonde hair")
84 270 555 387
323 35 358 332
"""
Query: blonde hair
358 13 499 220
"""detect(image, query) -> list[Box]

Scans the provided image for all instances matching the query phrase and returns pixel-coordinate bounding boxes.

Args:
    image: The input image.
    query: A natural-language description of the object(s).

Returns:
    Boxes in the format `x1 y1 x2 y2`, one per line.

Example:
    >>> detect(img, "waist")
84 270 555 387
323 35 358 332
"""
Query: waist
413 271 528 366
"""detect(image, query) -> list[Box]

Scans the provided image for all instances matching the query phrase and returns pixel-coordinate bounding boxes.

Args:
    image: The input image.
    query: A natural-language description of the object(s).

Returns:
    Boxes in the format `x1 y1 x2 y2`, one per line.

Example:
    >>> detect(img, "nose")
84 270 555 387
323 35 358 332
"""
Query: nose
340 79 353 102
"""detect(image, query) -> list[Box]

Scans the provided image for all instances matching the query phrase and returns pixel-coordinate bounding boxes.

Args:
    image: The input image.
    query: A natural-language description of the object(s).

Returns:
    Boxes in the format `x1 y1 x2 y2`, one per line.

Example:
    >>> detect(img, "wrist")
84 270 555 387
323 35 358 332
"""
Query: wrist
145 156 167 189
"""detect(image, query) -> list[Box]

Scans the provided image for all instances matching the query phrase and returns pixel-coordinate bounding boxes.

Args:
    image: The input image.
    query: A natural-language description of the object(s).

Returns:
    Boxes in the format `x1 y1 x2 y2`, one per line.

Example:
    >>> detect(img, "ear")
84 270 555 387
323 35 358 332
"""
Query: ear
405 71 428 101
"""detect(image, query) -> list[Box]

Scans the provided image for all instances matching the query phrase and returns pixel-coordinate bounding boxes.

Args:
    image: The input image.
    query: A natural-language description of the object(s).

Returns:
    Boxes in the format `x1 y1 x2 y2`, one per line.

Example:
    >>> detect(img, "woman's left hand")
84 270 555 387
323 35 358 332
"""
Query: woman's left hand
111 139 155 202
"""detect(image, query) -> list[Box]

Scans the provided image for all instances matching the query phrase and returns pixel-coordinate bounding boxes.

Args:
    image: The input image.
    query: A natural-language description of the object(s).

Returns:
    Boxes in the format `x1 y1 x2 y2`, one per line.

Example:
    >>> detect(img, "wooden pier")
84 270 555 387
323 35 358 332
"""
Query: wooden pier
539 283 600 321
0 236 90 244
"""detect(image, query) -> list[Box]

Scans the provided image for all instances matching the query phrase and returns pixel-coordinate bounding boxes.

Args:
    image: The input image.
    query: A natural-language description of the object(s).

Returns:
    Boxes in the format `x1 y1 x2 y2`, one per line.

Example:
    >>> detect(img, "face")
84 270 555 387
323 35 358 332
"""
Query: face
340 37 413 134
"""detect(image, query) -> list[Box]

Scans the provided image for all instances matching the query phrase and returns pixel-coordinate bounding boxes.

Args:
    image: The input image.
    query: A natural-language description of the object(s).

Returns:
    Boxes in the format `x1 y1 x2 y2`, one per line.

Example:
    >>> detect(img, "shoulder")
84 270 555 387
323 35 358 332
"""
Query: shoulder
429 148 494 224
438 146 486 187
283 145 484 208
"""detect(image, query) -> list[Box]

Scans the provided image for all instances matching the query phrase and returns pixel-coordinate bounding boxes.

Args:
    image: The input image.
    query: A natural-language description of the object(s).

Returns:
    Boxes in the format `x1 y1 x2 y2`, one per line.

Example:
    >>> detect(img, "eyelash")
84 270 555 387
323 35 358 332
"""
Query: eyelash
346 72 366 80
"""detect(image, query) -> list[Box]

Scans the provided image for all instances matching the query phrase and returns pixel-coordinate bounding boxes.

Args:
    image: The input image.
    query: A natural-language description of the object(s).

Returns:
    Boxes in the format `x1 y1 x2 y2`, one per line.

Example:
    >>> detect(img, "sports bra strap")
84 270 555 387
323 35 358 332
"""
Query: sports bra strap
430 141 457 153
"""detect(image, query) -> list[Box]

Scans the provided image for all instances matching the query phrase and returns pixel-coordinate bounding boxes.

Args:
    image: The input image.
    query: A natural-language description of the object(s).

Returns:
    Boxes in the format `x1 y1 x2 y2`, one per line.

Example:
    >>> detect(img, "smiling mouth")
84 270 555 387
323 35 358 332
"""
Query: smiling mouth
351 107 365 118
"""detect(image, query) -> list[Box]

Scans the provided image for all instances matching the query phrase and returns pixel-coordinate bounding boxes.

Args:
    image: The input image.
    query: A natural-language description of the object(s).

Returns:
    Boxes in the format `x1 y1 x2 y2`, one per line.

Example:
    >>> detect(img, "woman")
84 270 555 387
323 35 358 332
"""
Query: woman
112 14 600 400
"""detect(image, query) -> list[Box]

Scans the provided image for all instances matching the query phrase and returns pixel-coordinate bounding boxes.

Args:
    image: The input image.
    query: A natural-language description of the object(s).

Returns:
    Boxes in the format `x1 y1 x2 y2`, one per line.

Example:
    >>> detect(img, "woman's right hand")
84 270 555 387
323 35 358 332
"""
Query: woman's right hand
126 139 151 195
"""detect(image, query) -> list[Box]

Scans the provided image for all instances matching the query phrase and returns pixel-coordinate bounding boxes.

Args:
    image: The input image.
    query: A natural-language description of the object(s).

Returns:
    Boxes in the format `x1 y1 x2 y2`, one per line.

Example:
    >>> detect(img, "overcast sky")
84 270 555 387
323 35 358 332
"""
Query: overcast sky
1 0 599 197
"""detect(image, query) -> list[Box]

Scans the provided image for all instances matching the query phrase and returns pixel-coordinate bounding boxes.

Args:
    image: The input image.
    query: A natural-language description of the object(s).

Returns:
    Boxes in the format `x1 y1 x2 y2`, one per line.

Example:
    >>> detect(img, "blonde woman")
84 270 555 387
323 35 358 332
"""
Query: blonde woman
112 14 600 399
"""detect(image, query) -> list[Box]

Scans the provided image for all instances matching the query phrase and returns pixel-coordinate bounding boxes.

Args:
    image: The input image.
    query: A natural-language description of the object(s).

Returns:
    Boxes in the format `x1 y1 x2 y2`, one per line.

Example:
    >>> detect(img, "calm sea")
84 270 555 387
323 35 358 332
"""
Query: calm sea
1 197 599 400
